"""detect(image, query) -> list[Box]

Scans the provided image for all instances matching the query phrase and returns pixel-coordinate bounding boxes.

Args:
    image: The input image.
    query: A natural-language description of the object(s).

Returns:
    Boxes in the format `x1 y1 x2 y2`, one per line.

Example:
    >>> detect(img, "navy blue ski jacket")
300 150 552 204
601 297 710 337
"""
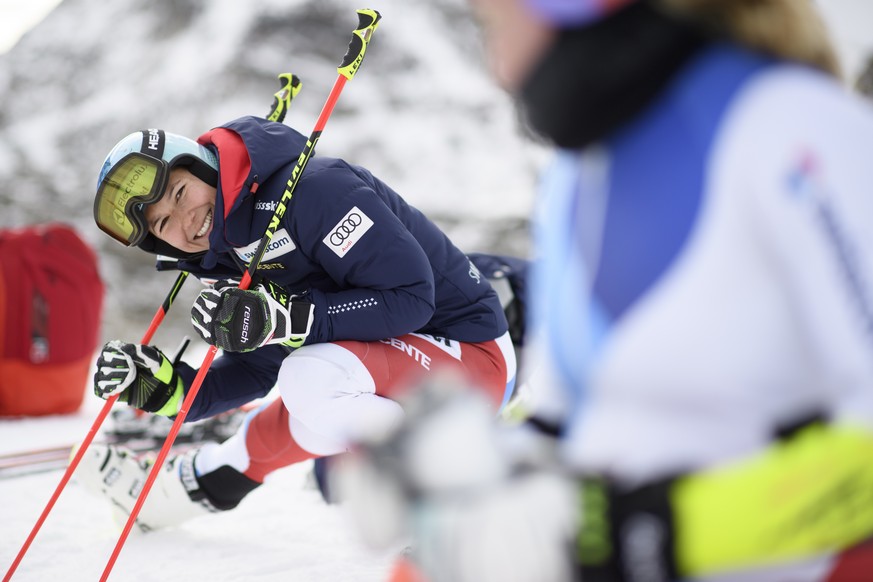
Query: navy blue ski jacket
163 116 508 420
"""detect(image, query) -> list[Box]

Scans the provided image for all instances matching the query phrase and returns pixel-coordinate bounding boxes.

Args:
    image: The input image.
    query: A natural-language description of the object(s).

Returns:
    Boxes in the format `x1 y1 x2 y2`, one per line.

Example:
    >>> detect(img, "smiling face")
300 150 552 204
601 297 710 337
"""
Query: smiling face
144 166 216 253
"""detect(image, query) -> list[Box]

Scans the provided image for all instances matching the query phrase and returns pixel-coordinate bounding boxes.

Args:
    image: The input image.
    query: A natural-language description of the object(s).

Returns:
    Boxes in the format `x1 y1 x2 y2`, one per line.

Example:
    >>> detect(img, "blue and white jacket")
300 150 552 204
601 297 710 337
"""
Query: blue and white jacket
532 44 873 484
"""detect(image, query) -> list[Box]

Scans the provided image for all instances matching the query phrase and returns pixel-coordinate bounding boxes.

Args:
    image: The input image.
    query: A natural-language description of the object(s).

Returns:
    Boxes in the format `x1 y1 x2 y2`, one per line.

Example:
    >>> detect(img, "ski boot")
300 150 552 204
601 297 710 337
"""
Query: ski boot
75 444 219 531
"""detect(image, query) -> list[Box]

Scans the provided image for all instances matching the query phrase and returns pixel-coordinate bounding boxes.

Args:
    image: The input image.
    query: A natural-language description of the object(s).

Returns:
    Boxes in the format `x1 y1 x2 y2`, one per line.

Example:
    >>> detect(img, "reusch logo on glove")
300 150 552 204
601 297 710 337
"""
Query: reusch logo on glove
240 305 252 344
324 206 373 258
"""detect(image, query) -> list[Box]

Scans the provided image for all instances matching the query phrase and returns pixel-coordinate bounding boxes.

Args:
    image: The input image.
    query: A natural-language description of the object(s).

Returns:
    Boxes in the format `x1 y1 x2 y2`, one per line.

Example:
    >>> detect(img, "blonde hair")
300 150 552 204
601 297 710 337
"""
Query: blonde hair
658 0 842 79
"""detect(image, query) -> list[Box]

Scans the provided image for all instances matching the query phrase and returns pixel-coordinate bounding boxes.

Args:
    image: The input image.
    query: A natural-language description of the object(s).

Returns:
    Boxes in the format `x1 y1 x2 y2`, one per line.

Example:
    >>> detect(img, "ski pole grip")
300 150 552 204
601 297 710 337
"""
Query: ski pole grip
337 8 382 80
267 73 302 123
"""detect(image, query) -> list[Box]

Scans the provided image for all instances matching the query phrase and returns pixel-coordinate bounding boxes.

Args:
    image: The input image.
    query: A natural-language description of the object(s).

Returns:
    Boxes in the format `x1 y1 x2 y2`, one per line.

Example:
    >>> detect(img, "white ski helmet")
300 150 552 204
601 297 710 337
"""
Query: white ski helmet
94 129 218 258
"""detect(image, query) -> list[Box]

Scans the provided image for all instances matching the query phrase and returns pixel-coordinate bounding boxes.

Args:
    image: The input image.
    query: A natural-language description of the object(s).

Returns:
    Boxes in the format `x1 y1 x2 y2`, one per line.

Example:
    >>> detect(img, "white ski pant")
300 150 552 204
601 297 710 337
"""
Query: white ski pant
196 332 516 481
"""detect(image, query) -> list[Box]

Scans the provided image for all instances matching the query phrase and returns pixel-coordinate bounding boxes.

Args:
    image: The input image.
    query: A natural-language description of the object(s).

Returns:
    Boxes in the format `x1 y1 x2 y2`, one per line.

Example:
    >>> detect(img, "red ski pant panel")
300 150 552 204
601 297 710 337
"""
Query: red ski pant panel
198 333 514 482
243 397 318 482
826 538 873 581
279 332 514 455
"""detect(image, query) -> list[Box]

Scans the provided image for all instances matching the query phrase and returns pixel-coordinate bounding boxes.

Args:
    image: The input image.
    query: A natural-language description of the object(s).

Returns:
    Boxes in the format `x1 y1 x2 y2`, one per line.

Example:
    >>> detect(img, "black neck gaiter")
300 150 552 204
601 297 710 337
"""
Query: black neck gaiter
518 1 707 149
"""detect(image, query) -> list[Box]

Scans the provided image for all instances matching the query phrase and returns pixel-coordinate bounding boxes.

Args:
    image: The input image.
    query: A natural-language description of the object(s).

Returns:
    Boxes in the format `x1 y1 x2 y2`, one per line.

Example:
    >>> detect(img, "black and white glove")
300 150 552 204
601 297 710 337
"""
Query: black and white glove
93 341 184 416
190 279 314 352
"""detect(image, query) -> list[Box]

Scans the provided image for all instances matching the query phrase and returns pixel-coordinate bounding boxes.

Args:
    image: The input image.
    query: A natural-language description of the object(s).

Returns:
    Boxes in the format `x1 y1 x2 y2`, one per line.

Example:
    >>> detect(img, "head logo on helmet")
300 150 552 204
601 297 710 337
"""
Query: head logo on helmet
146 129 161 153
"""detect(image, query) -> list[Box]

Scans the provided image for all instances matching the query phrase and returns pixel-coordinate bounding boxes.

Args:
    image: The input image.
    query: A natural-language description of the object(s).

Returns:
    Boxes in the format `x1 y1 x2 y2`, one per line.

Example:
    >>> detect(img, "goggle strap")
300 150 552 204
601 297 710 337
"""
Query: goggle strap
140 129 166 159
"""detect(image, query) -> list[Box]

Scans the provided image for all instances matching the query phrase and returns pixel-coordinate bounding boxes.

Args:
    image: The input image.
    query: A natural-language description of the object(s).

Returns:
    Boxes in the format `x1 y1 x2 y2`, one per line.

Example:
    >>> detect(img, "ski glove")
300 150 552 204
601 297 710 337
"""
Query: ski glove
191 279 315 353
93 341 184 416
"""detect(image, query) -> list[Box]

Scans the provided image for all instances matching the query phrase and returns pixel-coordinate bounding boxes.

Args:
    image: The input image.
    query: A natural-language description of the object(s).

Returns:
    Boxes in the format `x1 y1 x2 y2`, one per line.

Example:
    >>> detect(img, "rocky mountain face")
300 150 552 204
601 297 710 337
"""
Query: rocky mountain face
0 0 541 343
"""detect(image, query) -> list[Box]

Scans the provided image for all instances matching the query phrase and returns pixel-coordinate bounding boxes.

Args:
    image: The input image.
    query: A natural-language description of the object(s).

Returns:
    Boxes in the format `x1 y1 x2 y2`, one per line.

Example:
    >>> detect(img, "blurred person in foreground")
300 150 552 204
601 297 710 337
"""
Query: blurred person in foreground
336 0 873 581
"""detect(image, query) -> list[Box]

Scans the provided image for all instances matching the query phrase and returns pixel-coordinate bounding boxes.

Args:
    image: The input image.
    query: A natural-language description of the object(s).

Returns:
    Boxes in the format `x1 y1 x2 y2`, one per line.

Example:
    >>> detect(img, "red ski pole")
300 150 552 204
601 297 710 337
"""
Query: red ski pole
99 9 381 581
3 69 303 581
3 270 189 582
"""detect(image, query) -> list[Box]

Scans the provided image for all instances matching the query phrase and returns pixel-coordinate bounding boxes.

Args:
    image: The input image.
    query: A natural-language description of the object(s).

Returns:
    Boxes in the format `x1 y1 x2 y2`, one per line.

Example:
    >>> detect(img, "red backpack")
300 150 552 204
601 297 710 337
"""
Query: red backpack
0 224 104 416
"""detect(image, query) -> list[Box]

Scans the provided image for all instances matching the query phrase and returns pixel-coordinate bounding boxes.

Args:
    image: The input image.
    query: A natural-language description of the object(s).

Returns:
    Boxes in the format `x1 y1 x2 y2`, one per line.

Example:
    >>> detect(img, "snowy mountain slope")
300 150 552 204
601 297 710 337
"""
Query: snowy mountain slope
0 7 537 577
0 0 541 343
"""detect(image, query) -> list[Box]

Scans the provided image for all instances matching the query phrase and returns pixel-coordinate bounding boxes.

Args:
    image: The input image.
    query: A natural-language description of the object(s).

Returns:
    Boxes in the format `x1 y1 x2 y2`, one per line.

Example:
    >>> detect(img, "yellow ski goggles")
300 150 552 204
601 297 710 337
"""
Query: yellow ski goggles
93 152 170 247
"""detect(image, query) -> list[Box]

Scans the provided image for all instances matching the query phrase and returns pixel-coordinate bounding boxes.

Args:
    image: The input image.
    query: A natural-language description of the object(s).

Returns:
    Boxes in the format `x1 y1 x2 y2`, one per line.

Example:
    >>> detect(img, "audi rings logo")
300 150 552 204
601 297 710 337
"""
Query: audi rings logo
324 206 374 258
329 213 364 246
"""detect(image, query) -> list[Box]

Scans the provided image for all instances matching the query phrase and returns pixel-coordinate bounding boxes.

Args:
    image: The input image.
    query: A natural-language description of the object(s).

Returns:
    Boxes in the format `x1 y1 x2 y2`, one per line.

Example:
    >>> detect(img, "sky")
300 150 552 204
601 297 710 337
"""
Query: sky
819 0 873 79
0 0 63 53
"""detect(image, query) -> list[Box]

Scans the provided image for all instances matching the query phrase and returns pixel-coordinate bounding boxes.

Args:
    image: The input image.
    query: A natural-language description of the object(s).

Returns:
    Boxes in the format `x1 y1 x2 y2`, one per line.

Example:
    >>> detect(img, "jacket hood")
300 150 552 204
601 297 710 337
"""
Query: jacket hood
174 116 308 272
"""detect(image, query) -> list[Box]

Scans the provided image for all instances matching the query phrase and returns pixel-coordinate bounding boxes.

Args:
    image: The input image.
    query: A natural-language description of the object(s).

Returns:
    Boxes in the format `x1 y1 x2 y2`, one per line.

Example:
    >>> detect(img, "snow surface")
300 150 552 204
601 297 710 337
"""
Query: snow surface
0 346 403 582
